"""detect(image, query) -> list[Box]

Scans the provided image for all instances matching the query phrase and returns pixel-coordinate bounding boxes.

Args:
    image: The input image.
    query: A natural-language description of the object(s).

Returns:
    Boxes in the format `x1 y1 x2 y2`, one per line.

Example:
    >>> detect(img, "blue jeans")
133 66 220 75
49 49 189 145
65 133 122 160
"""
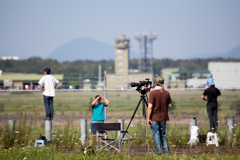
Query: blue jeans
150 121 170 155
43 95 54 118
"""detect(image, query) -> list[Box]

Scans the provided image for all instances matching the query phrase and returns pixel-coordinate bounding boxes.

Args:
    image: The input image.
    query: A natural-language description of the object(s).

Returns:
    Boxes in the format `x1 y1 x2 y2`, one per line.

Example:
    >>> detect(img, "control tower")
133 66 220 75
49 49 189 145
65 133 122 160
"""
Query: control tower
114 35 130 76
106 35 153 89
135 32 157 73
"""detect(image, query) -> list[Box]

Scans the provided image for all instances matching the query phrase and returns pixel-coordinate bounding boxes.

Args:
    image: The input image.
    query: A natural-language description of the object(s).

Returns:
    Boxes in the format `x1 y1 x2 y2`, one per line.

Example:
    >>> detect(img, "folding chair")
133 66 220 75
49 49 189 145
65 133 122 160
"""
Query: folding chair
90 123 131 155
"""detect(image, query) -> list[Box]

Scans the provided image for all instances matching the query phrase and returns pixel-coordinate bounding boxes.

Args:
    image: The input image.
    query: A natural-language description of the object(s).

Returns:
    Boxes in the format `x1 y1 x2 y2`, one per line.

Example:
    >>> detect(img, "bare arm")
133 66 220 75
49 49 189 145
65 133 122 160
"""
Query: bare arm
168 103 172 108
54 83 58 89
91 97 100 106
201 95 207 101
101 96 110 105
38 83 45 91
147 103 153 126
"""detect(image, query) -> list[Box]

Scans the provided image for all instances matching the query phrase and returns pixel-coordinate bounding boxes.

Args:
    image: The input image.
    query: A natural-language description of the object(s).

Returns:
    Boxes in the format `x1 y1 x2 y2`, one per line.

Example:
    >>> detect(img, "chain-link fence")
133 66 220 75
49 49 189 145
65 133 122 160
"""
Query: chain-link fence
0 86 239 127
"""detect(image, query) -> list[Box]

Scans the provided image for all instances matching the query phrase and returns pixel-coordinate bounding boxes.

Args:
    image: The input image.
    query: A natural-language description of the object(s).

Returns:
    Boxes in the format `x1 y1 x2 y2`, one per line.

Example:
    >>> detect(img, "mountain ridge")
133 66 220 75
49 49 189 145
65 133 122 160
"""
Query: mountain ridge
46 37 139 62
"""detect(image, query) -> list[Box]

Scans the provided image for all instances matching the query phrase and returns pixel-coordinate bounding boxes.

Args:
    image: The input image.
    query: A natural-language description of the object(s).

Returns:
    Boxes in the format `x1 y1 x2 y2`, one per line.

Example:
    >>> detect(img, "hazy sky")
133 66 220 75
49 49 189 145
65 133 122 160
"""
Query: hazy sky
0 0 240 60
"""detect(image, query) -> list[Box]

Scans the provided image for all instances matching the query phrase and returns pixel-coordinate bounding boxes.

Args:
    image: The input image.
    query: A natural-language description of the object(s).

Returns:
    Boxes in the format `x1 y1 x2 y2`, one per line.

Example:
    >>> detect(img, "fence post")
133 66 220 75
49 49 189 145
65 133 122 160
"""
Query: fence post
190 117 197 128
45 120 52 142
227 119 234 140
190 117 197 137
104 70 107 123
80 119 87 145
8 120 15 138
118 119 124 138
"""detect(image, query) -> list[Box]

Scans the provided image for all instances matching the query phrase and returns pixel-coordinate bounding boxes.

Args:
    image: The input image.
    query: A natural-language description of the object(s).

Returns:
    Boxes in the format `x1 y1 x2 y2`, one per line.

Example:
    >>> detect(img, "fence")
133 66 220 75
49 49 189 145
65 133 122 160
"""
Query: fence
0 88 239 127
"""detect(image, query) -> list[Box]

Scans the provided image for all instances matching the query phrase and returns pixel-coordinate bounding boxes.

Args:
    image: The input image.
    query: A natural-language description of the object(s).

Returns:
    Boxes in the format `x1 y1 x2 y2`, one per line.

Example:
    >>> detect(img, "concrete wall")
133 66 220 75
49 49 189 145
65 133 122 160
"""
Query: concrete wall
208 62 240 88
170 81 186 89
107 73 153 89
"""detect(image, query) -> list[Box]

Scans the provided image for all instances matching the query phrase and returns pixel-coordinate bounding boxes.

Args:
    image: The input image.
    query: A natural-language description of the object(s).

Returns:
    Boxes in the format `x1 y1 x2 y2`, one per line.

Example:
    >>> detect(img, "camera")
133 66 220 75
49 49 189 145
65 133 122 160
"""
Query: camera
131 78 152 94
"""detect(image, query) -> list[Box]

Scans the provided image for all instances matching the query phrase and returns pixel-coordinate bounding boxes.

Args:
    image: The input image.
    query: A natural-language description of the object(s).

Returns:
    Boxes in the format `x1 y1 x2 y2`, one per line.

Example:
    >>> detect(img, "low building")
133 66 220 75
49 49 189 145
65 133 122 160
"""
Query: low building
161 68 179 88
208 62 240 88
186 77 207 88
170 80 186 89
170 70 211 88
0 73 63 90
1 56 19 60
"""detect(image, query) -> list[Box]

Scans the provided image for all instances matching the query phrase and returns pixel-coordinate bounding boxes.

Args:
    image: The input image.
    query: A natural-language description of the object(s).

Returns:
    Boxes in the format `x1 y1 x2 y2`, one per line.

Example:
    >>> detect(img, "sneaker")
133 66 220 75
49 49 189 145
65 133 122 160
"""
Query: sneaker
43 117 51 120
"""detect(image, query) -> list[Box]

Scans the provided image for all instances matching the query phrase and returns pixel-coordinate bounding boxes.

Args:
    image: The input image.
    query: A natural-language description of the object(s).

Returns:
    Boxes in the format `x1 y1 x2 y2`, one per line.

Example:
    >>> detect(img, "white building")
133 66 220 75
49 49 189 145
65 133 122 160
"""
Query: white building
186 77 207 88
1 56 19 60
208 62 240 89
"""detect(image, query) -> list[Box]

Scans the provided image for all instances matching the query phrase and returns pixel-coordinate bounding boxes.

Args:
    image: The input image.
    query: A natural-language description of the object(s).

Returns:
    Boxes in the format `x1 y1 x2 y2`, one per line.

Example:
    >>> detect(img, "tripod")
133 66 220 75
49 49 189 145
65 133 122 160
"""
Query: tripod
123 92 150 153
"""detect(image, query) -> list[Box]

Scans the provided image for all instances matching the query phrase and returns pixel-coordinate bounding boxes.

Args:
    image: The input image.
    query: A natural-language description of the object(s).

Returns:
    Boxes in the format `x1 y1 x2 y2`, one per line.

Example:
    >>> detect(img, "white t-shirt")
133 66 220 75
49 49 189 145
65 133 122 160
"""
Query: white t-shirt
38 75 59 97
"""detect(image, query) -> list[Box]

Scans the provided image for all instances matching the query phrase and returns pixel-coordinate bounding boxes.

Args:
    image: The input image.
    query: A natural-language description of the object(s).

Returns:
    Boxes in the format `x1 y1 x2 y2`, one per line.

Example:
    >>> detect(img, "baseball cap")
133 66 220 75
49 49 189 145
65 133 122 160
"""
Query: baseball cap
43 68 51 74
154 76 164 86
206 78 214 86
43 67 51 72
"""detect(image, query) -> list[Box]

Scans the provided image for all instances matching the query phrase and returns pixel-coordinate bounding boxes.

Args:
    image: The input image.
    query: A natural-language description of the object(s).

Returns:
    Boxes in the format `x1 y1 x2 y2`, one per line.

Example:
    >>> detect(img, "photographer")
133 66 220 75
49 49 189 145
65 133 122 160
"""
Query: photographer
202 78 221 132
147 76 172 155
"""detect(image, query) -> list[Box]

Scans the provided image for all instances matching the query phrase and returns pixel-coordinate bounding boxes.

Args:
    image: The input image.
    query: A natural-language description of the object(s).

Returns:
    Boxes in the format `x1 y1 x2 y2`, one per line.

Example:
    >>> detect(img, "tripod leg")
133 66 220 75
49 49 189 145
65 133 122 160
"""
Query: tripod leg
123 99 142 139
142 96 150 154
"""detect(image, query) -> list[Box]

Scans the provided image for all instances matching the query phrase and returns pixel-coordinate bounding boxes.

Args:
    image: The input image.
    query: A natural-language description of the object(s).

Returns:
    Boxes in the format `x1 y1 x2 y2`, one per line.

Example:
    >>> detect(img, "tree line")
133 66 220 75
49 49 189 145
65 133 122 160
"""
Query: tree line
0 57 239 77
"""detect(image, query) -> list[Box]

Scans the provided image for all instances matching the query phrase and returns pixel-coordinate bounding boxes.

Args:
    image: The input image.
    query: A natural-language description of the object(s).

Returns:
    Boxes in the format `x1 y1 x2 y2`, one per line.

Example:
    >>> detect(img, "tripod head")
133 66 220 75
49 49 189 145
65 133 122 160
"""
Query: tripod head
131 78 152 94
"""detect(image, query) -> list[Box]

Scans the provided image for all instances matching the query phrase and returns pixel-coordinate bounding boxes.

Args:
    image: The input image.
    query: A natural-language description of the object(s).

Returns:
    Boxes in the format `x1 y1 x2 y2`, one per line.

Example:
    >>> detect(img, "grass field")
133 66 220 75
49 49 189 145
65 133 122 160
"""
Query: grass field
0 90 240 159
0 90 239 123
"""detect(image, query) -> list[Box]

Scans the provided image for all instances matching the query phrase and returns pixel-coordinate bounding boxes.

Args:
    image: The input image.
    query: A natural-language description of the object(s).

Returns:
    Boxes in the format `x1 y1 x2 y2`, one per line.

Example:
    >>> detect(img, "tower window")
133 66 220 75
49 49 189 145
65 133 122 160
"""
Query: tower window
118 61 123 65
117 55 123 59
117 49 123 53
117 68 123 72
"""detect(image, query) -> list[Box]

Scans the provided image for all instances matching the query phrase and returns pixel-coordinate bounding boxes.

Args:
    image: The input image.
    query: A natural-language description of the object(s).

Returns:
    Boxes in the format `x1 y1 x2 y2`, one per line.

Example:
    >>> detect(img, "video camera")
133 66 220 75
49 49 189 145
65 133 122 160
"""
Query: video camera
131 78 152 94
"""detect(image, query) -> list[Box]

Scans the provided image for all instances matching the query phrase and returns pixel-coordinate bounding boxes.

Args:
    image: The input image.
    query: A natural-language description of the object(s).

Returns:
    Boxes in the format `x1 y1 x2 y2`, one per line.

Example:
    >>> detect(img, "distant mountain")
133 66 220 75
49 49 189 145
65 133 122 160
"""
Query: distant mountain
221 44 240 58
190 44 240 59
187 52 221 59
46 37 138 62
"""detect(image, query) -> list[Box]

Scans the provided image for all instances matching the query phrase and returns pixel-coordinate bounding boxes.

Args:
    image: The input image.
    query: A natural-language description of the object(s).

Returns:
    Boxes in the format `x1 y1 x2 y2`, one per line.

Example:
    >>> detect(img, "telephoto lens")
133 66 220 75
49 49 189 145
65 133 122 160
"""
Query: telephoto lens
131 82 140 87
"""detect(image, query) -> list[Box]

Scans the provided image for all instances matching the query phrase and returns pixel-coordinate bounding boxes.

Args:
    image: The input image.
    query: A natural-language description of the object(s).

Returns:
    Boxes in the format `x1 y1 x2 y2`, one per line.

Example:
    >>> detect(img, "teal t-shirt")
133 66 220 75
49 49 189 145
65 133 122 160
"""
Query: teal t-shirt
92 103 105 121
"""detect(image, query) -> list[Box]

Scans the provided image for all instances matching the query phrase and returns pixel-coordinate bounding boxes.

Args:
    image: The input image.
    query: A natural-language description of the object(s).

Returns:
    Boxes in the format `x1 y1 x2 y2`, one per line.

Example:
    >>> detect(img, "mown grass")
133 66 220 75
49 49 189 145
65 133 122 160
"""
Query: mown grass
0 112 240 159
1 147 240 160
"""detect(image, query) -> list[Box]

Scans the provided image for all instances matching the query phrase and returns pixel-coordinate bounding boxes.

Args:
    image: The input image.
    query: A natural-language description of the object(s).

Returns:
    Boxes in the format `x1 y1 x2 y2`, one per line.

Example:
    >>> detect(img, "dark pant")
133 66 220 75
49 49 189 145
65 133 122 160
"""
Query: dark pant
43 95 54 118
207 103 218 131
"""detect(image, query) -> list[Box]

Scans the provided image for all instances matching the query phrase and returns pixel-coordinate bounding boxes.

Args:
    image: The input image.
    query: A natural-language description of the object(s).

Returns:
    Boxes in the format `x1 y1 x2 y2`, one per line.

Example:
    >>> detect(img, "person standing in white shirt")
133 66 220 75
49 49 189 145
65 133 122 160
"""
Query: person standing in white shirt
38 68 59 120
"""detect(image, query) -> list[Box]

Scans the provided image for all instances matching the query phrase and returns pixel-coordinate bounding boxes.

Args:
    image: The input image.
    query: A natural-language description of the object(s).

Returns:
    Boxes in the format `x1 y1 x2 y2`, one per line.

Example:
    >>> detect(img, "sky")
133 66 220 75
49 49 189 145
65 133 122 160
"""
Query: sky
0 0 240 60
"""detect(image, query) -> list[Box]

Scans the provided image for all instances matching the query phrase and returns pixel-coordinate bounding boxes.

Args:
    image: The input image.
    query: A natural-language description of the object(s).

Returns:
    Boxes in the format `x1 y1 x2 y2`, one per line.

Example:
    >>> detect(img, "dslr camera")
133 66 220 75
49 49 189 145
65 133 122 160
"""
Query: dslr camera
131 78 152 94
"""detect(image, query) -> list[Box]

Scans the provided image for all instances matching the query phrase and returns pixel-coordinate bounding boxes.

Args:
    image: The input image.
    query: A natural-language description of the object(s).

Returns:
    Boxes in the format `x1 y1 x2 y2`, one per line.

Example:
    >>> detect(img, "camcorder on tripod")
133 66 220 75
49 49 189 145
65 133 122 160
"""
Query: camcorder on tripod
123 78 152 153
130 78 152 94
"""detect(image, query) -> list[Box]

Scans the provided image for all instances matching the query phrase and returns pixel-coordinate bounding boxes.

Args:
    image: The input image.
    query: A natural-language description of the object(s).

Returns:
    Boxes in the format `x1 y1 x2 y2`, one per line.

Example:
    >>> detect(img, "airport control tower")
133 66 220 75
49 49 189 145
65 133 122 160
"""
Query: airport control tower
135 32 157 73
114 35 130 76
106 35 153 89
